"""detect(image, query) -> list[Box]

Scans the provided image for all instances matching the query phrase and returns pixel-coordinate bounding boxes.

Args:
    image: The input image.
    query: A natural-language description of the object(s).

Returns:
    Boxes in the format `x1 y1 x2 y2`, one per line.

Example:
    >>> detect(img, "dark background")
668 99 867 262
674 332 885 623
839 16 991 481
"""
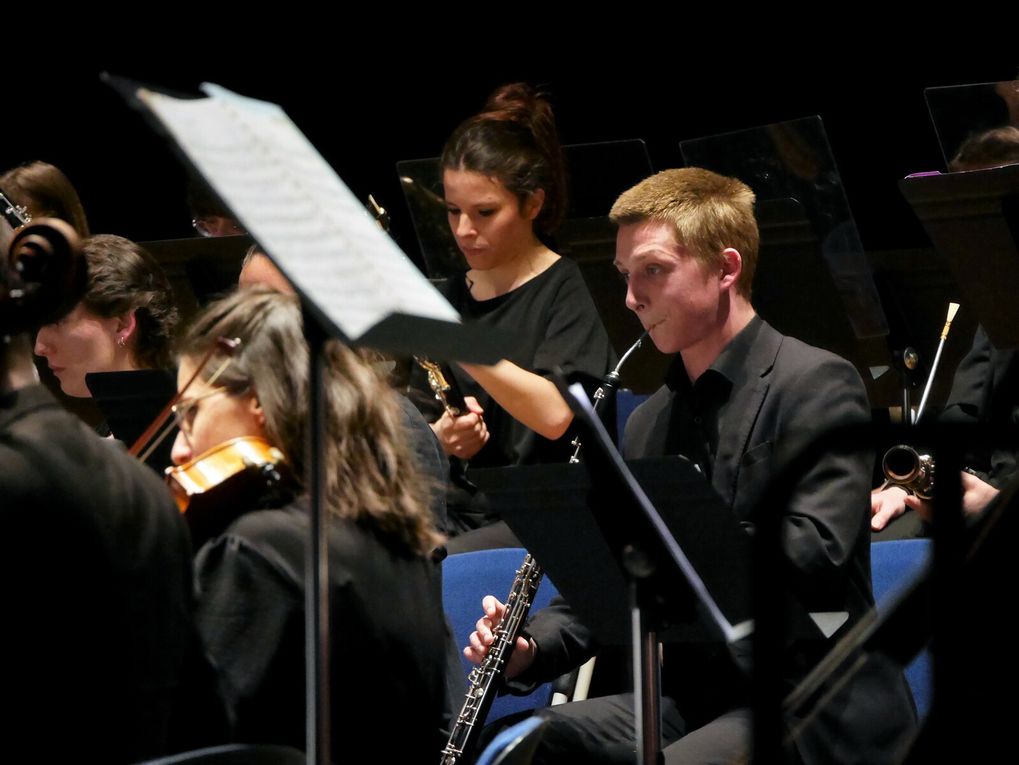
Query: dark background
7 51 1012 254
6 44 1016 404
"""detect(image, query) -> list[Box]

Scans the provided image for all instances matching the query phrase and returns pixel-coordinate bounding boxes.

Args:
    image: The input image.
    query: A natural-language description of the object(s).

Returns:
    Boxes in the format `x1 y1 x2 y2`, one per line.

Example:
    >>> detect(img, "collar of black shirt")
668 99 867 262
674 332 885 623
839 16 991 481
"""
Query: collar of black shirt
665 314 764 393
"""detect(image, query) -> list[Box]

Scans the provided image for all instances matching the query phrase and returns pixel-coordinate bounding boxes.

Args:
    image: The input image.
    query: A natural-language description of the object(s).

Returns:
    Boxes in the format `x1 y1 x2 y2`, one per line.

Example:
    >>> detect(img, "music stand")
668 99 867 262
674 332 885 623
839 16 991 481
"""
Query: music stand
141 234 252 320
110 76 512 765
899 163 1019 350
396 140 666 392
680 116 901 408
477 382 825 765
86 368 177 472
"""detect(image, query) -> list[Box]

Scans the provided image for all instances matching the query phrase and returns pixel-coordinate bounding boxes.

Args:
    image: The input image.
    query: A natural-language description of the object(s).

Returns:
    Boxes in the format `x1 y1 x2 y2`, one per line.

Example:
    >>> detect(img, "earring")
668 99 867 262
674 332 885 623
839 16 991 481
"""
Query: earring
117 336 127 348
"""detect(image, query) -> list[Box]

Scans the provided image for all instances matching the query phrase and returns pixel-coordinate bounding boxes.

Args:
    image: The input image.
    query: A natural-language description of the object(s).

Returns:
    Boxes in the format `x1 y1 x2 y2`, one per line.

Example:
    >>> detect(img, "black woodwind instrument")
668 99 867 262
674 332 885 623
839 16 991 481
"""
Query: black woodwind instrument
439 331 647 765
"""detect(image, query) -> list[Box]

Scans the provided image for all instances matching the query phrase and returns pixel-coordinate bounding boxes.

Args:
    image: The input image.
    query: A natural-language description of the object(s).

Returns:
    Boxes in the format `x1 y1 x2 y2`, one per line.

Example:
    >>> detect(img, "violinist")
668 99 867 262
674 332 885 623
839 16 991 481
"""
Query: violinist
171 287 448 759
236 243 450 533
0 216 198 762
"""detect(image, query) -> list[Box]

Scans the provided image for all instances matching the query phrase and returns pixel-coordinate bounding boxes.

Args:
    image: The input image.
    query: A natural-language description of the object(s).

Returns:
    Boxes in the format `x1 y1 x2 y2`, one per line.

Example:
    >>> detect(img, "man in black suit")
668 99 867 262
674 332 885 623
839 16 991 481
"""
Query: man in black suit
467 168 915 764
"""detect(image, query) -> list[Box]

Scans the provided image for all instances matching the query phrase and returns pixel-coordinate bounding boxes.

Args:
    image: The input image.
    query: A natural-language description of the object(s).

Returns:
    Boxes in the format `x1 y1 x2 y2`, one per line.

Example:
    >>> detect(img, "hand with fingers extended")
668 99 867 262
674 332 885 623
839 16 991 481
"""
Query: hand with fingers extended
464 595 537 680
431 395 489 459
871 485 910 531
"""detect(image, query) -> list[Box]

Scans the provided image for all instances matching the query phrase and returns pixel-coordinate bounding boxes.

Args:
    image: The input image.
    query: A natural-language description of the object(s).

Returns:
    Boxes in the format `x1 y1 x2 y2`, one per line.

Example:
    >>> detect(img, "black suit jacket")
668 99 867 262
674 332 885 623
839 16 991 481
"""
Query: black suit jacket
522 319 915 764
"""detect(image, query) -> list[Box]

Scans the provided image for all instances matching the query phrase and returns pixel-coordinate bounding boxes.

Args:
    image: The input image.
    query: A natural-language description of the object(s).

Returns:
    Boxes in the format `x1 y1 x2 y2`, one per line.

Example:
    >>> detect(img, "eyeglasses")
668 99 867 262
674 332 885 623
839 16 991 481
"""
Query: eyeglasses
172 387 229 439
192 216 245 238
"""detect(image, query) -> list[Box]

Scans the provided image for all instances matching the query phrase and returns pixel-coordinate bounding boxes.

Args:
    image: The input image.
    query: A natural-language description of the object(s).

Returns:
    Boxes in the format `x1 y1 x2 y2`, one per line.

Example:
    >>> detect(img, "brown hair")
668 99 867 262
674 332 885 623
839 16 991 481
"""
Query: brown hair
178 287 442 556
441 83 567 235
0 161 90 238
610 168 759 298
80 235 179 369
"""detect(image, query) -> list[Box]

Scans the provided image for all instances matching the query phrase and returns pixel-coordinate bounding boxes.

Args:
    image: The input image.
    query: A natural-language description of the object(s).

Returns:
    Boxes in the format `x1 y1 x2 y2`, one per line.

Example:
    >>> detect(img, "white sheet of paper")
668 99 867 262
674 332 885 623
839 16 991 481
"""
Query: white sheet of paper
136 82 459 341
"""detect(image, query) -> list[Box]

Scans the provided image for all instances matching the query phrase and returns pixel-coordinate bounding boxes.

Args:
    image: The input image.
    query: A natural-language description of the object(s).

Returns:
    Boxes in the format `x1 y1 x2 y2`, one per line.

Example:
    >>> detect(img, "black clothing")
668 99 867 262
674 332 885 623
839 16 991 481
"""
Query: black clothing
942 323 1019 488
397 392 449 532
194 497 448 761
0 384 197 763
877 323 1019 540
410 258 615 532
514 319 916 764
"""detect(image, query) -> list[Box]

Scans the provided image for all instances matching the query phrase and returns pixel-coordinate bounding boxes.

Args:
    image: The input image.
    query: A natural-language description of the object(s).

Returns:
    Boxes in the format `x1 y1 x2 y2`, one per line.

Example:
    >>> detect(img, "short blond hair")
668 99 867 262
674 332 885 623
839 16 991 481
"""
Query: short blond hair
610 168 758 297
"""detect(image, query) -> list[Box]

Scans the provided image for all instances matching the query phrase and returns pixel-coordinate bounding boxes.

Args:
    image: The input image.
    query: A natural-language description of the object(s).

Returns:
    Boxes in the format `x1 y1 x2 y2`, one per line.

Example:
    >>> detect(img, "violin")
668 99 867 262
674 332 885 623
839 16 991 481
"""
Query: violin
128 338 292 536
166 436 292 543
165 436 289 512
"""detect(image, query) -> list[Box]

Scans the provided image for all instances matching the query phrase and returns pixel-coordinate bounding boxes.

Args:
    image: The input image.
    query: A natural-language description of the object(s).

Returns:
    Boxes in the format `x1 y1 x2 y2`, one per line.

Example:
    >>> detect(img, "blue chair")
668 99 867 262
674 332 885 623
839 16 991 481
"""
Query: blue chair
615 389 649 448
474 717 547 765
870 538 933 719
442 548 561 724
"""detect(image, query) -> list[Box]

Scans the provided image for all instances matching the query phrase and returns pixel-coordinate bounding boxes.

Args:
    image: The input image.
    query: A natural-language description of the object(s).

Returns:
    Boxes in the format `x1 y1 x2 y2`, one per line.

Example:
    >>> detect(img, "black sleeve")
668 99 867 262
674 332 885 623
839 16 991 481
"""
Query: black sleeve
193 536 305 743
942 324 992 425
504 595 600 692
530 267 616 390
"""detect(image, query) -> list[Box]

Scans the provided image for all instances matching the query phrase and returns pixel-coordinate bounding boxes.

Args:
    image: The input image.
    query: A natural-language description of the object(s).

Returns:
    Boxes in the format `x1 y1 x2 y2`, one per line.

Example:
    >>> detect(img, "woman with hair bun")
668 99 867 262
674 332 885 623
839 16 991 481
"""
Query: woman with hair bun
414 83 615 537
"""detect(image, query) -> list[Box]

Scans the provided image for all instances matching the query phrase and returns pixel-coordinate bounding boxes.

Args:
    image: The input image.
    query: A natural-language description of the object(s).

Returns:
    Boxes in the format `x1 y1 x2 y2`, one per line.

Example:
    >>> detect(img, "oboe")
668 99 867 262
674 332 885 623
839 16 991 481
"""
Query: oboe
439 331 648 765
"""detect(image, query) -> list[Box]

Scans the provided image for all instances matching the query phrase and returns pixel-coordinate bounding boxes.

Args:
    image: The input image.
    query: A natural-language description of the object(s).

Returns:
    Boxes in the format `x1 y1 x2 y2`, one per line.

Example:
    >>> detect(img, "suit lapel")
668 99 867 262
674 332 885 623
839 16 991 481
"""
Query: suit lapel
712 321 783 508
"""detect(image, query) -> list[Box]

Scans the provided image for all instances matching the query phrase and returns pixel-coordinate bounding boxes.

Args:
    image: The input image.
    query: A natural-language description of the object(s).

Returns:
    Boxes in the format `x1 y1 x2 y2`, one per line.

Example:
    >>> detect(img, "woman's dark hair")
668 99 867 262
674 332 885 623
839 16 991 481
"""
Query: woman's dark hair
441 83 567 234
0 161 90 238
81 235 179 369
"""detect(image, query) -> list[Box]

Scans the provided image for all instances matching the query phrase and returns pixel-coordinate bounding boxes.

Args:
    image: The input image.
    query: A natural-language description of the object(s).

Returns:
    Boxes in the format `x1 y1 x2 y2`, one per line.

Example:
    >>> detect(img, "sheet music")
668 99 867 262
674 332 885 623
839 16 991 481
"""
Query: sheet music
136 83 459 341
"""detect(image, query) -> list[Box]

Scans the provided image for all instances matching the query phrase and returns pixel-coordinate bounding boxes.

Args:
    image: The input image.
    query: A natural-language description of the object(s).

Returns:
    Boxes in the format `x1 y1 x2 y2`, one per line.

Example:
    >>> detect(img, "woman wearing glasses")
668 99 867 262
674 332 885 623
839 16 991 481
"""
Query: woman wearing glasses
169 287 448 759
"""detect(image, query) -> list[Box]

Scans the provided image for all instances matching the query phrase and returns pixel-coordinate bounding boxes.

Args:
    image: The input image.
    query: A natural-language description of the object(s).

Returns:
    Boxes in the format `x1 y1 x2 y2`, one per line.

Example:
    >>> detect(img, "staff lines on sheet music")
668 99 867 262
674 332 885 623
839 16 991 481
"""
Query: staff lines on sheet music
140 85 458 339
201 91 452 324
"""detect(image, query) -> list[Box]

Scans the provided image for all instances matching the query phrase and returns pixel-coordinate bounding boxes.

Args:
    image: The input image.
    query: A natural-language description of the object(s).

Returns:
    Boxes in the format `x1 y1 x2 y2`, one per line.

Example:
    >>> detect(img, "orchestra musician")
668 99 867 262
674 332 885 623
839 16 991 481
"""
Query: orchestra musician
409 83 615 538
0 212 200 762
464 168 916 764
33 234 178 405
171 287 449 759
871 126 1019 533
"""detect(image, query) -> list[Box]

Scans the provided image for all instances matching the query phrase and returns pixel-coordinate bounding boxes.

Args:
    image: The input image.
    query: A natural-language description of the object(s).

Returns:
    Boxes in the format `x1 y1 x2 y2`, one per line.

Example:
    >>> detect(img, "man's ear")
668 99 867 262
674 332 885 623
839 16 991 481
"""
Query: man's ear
719 248 742 291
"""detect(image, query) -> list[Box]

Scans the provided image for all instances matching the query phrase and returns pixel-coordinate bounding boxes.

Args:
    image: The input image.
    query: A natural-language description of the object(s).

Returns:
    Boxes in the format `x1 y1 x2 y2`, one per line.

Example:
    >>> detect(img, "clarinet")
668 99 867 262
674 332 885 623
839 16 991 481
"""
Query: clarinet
439 331 648 765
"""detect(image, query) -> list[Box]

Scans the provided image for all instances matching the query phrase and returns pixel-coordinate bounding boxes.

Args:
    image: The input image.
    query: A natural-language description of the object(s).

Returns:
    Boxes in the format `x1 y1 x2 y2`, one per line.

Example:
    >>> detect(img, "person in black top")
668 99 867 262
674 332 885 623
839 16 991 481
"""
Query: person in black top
170 287 449 760
466 168 915 764
871 323 1017 532
0 218 202 763
871 133 1019 533
34 234 178 399
412 83 615 534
